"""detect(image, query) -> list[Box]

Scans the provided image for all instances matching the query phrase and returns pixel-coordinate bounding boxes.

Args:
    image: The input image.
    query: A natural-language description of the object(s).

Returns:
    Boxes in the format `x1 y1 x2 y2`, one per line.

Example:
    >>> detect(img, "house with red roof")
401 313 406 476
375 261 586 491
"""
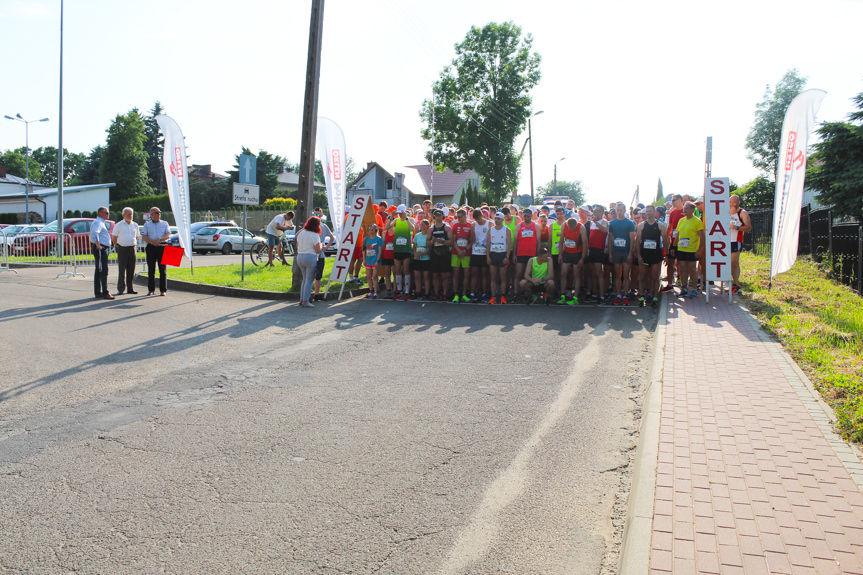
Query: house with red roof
347 162 481 208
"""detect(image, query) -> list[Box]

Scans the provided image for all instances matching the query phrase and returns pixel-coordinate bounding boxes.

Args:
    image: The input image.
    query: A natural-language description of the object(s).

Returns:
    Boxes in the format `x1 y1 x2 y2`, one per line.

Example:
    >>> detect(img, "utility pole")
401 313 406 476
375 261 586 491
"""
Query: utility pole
705 136 713 179
292 0 325 292
528 118 535 203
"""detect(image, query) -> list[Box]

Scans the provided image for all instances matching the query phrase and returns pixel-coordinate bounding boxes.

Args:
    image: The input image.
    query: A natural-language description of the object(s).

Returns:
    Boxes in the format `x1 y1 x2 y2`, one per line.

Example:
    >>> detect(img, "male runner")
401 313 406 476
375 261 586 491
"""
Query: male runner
672 201 705 298
607 202 636 305
514 208 539 302
662 194 685 291
428 209 453 300
729 194 751 294
520 248 555 304
412 219 432 299
487 212 512 304
557 217 588 304
549 206 567 290
586 204 610 302
469 209 491 302
386 204 416 300
636 205 667 307
450 208 473 302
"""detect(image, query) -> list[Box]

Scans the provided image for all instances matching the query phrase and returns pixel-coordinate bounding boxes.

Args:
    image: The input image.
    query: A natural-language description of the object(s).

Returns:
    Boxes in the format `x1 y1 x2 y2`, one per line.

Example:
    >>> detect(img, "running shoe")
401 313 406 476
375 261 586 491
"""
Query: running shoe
651 299 658 308
431 293 439 301
612 295 622 305
500 296 508 304
461 294 471 303
660 284 674 292
679 288 688 297
393 291 403 301
365 293 373 299
488 297 497 305
731 284 741 295
598 296 606 305
371 292 378 299
567 296 578 306
384 291 394 300
528 294 538 305
622 296 630 306
689 290 698 299
557 295 568 305
480 294 491 304
452 294 460 303
645 293 654 304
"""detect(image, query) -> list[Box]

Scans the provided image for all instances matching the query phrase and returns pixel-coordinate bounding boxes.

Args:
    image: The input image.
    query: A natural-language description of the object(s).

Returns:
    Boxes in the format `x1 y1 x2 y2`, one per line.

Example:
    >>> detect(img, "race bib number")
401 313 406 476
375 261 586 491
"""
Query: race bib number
564 239 577 249
679 238 690 248
395 237 408 246
473 244 486 255
456 238 468 248
643 239 657 250
385 242 394 251
521 229 534 238
730 215 741 229
613 237 627 248
491 242 506 253
672 230 679 238
365 248 377 258
416 246 427 255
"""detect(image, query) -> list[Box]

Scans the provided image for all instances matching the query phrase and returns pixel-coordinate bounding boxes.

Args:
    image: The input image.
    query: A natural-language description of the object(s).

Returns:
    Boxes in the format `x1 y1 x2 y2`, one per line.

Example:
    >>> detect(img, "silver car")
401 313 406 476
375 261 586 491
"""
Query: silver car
193 226 265 255
1 224 45 255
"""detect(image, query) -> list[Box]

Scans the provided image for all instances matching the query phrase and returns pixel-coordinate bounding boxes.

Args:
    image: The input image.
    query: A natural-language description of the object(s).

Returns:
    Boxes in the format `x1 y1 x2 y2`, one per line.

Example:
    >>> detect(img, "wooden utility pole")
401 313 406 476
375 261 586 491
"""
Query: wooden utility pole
292 0 324 292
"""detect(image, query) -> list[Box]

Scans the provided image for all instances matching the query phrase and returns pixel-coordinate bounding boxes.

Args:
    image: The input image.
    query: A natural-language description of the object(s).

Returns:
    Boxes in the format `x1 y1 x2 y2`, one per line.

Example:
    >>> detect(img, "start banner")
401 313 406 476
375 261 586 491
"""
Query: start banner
704 177 731 282
328 195 374 284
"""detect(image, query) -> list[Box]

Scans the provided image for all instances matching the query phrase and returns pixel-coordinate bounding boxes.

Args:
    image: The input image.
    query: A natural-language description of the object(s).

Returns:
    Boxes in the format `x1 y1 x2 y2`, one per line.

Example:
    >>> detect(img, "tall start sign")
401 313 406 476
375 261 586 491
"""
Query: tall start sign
329 195 374 287
704 177 731 301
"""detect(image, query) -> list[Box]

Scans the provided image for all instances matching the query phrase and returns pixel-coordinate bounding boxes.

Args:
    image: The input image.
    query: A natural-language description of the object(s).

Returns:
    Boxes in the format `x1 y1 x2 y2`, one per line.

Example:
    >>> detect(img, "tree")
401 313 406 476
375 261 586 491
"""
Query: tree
807 89 863 220
746 69 807 179
74 145 103 186
99 109 152 199
0 148 42 183
30 147 86 187
143 101 166 193
656 178 664 204
189 179 231 211
463 180 484 207
420 22 541 206
226 147 283 203
536 180 584 204
736 175 774 207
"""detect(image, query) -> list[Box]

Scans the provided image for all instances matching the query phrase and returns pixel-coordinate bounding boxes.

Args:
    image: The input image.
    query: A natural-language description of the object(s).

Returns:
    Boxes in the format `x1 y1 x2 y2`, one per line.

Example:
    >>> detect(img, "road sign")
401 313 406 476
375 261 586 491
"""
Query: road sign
233 183 260 206
239 154 257 185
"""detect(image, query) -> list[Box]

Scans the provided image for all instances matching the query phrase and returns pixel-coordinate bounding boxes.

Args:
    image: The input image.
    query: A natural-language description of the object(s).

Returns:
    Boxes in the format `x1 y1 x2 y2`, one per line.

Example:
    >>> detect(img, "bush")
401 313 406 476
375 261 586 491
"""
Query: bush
264 197 297 211
117 193 172 214
0 213 18 225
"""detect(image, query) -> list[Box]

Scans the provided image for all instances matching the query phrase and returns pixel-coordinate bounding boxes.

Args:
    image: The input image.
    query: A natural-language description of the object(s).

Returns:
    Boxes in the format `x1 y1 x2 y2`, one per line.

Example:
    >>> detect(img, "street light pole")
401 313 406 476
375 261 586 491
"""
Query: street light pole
4 114 50 225
528 110 543 203
554 157 566 193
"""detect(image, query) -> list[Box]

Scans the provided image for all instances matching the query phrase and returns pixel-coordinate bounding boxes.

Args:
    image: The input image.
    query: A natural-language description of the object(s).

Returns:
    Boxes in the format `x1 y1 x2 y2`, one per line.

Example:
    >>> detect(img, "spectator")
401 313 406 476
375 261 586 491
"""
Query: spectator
296 216 324 308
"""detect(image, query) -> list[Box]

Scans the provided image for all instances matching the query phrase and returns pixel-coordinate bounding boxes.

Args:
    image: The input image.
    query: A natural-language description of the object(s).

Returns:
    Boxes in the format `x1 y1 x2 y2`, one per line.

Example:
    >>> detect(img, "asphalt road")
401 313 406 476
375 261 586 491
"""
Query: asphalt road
0 268 657 574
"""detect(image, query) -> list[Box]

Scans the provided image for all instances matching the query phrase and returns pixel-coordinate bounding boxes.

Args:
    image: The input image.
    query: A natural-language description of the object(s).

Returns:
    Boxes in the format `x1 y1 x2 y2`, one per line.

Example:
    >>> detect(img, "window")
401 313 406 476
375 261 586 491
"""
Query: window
386 178 393 191
69 221 89 234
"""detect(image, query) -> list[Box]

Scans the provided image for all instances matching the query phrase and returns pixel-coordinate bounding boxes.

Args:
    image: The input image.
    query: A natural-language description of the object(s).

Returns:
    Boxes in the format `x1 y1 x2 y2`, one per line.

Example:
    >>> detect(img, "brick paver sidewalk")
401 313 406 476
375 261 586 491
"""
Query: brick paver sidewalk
649 296 863 574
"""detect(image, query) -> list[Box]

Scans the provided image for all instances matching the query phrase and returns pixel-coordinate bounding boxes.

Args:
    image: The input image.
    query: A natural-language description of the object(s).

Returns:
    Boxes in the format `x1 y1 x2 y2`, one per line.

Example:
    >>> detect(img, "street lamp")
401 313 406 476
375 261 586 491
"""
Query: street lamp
4 113 50 225
528 110 544 203
553 157 566 193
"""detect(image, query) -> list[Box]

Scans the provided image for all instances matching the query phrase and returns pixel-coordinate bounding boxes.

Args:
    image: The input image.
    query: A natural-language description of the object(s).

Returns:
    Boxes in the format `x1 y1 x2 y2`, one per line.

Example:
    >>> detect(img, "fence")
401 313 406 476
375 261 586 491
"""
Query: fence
2 230 148 279
744 204 863 295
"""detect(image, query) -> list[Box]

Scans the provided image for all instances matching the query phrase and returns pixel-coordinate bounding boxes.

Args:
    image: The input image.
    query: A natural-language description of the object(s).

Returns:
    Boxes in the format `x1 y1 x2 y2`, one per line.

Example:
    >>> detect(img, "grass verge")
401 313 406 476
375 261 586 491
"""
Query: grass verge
152 258 355 293
739 252 863 443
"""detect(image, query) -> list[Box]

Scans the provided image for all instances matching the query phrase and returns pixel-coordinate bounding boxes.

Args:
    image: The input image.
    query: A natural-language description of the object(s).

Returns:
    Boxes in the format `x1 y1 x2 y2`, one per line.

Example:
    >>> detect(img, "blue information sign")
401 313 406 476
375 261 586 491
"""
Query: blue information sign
239 154 257 185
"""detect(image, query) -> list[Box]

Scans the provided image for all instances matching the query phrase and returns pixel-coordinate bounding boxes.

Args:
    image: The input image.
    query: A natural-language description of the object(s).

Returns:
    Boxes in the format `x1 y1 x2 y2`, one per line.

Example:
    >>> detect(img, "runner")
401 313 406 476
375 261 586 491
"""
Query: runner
386 204 416 300
520 248 555 305
450 208 473 302
586 205 610 302
514 208 539 302
379 212 396 298
662 194 685 292
672 201 705 299
549 207 566 297
362 223 384 299
502 207 521 297
607 202 637 305
557 217 588 304
729 194 751 294
428 209 453 300
412 219 432 300
469 209 491 302
486 212 512 304
635 205 667 308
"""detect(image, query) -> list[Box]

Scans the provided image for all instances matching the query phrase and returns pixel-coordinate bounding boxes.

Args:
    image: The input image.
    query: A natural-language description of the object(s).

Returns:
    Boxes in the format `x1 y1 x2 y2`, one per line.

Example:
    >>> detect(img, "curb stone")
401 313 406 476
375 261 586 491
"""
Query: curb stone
133 275 369 301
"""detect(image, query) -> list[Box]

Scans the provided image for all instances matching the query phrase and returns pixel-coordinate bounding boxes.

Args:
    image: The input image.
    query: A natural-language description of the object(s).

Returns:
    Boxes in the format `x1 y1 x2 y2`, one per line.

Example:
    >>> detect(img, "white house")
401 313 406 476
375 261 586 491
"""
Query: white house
0 183 115 224
347 162 481 207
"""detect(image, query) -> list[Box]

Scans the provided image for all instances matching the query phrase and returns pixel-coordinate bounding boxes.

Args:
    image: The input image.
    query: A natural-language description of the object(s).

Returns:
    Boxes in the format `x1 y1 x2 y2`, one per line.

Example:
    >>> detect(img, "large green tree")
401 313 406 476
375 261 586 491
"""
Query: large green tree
420 21 541 206
746 69 807 179
736 175 774 207
74 145 103 186
807 89 863 220
143 101 166 193
536 180 584 204
226 147 283 203
30 147 86 187
99 109 152 199
0 148 42 183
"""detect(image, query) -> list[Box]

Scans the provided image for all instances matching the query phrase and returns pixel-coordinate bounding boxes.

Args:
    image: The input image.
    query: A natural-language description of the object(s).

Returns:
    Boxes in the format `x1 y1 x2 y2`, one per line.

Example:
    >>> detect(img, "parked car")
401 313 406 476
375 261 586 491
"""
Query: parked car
2 224 45 255
137 225 179 249
166 221 236 253
11 219 114 257
192 226 266 255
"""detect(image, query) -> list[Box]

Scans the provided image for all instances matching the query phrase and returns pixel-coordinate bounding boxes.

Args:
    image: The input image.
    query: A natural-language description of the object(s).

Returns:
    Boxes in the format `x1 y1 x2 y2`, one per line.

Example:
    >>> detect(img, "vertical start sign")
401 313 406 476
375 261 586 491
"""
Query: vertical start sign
704 177 731 283
329 195 374 284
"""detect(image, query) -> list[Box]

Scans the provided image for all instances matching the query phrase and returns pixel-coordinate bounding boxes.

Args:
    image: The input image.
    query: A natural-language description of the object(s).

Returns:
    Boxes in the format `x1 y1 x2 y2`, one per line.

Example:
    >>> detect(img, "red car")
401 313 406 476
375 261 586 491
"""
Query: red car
11 218 115 257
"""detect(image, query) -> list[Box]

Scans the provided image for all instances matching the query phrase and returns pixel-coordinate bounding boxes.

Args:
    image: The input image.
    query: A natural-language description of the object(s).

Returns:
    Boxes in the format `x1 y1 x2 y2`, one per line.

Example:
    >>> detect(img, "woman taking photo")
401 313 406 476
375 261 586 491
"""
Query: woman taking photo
296 216 324 308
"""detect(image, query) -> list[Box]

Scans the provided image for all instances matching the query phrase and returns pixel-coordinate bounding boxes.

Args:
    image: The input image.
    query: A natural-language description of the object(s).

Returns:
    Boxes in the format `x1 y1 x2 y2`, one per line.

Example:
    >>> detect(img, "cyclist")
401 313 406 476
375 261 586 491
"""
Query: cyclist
265 211 294 266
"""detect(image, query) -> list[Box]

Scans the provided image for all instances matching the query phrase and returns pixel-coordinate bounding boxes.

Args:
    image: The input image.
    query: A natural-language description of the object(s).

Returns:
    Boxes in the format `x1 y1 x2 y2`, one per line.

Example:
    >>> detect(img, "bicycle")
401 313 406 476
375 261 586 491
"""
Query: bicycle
250 234 294 267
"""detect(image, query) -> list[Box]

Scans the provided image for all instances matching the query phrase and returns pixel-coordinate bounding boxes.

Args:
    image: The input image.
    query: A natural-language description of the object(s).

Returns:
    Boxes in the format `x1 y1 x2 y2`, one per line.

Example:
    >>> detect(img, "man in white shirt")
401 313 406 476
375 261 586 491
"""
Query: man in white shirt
111 207 141 295
265 211 295 267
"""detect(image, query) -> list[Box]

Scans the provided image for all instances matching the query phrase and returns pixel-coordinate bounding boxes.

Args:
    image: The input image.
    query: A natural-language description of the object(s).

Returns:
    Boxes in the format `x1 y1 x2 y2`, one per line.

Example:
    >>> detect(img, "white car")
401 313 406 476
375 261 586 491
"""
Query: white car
192 226 266 255
1 224 45 255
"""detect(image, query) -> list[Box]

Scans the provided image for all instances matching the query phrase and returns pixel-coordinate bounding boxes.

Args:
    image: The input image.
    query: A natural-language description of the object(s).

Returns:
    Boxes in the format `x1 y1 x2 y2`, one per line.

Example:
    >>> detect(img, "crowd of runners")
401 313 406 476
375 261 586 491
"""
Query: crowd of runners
342 194 750 306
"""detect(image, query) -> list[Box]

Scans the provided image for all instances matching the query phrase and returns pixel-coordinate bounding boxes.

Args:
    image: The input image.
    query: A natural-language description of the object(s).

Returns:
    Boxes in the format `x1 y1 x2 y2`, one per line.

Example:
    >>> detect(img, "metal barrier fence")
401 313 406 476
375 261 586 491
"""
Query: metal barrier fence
0 228 19 275
2 230 149 279
744 204 863 295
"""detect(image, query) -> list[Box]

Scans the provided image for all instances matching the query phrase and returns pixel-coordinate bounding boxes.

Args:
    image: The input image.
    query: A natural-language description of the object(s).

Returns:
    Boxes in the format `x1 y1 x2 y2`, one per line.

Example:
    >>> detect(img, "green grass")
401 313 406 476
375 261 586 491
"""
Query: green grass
155 258 356 293
739 253 863 443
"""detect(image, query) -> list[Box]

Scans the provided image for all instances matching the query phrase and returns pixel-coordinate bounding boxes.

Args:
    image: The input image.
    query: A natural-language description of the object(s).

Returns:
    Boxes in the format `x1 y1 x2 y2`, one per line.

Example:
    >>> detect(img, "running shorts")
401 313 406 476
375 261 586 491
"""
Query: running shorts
451 254 470 268
676 251 697 262
394 252 411 261
641 251 664 265
315 258 325 280
470 254 489 268
731 242 742 253
587 247 605 264
516 254 532 264
489 253 508 268
412 259 430 272
381 258 394 266
431 253 451 274
561 251 582 265
612 251 630 265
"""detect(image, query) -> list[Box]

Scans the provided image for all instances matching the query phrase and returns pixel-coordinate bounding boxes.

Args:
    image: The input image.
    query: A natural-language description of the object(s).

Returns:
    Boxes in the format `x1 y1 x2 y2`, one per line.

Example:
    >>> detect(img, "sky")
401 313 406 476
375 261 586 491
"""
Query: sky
2 0 862 208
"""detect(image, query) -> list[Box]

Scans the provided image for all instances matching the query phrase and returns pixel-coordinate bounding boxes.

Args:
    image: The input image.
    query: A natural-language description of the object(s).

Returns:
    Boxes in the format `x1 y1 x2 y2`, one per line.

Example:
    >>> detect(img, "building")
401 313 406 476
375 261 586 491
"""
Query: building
347 162 481 207
275 169 326 196
0 182 115 224
189 164 230 183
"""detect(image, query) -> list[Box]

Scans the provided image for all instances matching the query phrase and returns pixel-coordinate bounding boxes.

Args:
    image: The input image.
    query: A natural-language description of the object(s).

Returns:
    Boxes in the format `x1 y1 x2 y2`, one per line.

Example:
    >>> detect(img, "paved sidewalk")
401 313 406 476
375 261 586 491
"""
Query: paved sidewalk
649 294 863 574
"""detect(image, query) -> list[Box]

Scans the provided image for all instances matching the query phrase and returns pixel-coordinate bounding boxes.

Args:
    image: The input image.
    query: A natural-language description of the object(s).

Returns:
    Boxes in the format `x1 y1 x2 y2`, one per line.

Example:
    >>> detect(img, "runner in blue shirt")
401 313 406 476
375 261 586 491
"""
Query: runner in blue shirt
606 202 637 305
362 224 384 299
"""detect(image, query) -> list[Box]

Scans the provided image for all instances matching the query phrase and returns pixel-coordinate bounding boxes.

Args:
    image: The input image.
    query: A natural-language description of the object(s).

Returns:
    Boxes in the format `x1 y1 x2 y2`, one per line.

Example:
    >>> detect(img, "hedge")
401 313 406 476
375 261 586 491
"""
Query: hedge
0 213 19 225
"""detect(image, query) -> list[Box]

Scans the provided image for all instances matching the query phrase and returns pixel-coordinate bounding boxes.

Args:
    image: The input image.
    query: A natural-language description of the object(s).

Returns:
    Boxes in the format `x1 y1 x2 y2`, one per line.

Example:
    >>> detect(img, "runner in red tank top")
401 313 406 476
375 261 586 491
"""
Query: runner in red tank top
515 209 538 301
